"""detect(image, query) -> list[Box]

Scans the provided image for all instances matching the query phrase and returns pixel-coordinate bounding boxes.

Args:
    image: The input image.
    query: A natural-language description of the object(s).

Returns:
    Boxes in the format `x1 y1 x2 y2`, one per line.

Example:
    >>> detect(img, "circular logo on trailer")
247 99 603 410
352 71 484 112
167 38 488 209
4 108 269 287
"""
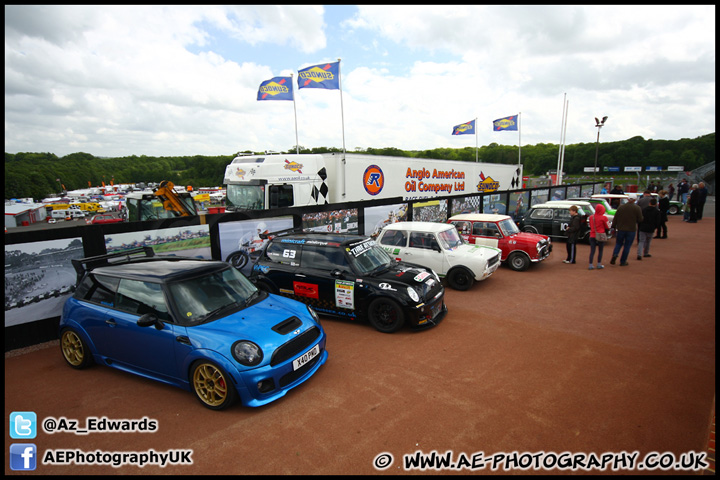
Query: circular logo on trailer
363 165 384 196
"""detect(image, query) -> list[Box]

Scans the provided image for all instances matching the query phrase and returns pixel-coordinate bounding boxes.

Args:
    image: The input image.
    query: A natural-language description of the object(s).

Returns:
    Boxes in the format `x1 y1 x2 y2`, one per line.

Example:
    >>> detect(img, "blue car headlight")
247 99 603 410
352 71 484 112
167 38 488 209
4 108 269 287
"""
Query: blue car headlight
232 340 263 366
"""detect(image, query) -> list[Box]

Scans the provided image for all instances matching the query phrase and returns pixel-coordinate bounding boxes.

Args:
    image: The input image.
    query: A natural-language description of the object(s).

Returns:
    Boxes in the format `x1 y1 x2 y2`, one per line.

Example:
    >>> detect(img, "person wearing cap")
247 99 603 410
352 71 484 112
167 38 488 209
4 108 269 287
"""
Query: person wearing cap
610 196 643 266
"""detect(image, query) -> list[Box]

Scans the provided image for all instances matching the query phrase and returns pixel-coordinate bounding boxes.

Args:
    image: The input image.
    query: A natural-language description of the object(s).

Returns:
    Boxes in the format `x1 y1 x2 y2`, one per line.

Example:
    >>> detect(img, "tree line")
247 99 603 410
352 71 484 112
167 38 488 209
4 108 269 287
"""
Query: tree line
4 132 714 200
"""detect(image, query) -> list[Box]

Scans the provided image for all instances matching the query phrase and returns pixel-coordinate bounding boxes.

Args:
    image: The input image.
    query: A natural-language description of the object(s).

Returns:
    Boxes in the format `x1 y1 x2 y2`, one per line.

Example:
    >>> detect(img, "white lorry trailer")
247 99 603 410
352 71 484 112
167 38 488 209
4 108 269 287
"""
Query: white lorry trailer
223 152 522 211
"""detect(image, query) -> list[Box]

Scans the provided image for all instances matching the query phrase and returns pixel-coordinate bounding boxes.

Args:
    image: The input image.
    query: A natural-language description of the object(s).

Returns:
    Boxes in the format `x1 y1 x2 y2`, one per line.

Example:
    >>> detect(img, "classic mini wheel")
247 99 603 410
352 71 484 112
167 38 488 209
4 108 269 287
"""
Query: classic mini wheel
507 252 531 272
668 205 679 215
191 361 237 410
60 329 94 369
447 268 474 291
225 251 249 270
523 226 539 234
367 297 405 333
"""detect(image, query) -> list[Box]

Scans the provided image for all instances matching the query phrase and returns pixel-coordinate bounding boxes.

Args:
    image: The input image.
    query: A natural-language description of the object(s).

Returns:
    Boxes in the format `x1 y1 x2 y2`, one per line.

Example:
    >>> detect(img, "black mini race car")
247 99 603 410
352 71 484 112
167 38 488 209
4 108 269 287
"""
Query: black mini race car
249 230 447 333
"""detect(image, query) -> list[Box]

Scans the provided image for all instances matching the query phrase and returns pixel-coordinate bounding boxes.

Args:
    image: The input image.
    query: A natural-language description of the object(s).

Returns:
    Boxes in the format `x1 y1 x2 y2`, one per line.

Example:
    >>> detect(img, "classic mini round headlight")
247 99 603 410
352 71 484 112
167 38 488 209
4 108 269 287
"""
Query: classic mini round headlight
307 305 320 323
406 286 420 303
232 340 263 366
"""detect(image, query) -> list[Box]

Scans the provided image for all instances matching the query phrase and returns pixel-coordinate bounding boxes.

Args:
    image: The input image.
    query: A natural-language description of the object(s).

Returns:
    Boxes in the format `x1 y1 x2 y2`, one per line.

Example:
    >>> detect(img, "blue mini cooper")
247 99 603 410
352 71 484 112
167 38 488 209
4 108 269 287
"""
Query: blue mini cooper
59 247 327 409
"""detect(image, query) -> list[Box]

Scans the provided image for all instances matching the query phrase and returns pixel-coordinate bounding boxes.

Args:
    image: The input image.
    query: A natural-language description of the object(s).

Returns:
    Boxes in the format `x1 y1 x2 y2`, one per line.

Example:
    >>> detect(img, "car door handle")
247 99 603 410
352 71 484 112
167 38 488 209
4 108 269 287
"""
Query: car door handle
176 336 191 346
105 319 117 326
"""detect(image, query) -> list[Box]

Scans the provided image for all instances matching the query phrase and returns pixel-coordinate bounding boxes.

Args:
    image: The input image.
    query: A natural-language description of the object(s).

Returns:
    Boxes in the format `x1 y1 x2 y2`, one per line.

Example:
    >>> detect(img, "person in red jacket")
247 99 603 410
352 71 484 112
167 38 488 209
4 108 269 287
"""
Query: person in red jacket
588 203 611 270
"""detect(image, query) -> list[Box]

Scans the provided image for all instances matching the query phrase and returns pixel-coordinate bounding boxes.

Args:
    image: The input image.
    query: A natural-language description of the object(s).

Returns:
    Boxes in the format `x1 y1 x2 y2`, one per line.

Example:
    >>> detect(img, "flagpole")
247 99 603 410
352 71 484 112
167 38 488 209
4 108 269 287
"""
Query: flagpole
475 117 478 162
559 100 569 186
556 94 567 186
290 74 299 154
518 112 522 165
338 58 346 155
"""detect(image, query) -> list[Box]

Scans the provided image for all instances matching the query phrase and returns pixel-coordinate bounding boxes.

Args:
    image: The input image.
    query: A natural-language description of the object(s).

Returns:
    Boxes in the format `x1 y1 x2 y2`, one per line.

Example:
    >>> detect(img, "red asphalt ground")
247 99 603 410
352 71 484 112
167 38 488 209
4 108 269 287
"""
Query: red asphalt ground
4 213 716 475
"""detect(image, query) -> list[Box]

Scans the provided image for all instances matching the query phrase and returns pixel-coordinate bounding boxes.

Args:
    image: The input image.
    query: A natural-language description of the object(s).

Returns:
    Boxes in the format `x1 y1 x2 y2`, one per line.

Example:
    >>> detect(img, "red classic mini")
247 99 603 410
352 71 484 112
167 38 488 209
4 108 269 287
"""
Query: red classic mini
448 213 552 271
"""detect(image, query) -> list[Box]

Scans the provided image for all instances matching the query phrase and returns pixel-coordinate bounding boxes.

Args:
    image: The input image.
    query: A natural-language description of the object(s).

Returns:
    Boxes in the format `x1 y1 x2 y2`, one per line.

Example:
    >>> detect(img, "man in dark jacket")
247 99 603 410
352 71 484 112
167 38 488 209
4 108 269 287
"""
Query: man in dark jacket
696 182 708 220
688 184 701 223
678 179 690 204
637 198 661 259
655 190 670 238
611 197 643 266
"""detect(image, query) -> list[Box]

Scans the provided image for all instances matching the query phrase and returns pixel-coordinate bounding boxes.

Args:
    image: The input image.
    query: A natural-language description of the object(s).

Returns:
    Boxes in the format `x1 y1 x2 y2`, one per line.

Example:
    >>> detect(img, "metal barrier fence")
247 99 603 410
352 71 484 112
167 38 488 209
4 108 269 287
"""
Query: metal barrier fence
4 182 602 351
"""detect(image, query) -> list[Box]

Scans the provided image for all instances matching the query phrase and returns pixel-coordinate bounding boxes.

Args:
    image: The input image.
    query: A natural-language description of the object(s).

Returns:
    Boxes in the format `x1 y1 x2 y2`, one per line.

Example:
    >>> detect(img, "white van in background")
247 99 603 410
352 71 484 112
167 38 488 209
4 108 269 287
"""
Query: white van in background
51 210 71 220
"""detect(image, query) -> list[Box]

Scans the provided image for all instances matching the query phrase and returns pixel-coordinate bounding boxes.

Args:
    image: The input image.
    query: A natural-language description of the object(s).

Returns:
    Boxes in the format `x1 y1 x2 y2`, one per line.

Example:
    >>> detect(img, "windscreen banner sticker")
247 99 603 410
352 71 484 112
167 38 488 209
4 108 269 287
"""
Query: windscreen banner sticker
335 280 354 308
348 240 375 257
293 281 319 299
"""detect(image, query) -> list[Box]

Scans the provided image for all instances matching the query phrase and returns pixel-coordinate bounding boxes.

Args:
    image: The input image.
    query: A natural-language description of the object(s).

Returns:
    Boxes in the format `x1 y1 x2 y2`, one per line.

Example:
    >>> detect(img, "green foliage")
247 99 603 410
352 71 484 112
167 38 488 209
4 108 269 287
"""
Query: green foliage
4 132 714 199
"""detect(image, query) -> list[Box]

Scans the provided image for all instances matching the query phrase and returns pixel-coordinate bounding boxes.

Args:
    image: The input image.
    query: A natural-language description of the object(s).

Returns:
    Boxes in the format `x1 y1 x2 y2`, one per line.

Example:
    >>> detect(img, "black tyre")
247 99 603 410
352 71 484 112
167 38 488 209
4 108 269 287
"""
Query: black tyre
523 226 539 234
191 361 238 410
367 297 405 333
447 268 474 291
507 252 531 271
225 251 249 269
60 328 94 369
668 205 679 215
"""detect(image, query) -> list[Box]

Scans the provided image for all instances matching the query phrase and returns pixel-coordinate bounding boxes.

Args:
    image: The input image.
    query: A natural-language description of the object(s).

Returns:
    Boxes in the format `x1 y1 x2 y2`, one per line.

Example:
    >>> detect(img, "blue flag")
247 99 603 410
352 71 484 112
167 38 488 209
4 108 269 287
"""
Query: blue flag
452 119 476 135
297 62 340 90
493 115 518 131
257 77 293 101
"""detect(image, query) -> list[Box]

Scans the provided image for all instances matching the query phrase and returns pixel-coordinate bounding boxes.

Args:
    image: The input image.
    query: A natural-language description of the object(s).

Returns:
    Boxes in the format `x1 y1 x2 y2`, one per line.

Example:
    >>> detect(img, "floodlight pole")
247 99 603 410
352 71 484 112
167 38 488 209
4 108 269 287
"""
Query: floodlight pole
593 116 608 189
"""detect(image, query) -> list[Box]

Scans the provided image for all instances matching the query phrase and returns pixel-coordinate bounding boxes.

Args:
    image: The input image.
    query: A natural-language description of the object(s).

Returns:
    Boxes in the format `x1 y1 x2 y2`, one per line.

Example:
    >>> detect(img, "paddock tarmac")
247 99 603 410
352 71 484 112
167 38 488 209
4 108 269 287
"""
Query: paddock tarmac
4 211 715 475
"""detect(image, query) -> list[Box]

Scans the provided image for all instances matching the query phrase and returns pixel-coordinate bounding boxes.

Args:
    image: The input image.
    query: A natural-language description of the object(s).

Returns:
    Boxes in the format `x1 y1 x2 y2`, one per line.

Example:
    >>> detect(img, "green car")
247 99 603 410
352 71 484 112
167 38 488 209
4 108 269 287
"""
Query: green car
590 194 630 215
571 197 617 216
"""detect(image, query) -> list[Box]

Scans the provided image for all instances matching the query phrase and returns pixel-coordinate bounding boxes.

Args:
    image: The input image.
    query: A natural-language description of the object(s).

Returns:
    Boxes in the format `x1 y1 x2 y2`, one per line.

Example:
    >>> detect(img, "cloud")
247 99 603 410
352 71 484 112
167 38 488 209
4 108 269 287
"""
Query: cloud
3 5 715 157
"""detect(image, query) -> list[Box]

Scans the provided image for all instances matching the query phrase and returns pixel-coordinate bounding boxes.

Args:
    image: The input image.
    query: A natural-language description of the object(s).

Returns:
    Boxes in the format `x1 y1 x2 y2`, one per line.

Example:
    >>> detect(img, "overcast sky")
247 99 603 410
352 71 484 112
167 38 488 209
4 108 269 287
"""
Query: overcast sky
4 5 715 158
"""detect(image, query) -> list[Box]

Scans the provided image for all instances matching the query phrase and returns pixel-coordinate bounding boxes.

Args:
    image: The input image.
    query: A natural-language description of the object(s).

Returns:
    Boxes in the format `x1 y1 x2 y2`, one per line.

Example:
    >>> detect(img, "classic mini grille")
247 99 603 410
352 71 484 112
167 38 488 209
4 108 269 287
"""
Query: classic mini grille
270 327 320 366
538 239 551 257
487 253 501 267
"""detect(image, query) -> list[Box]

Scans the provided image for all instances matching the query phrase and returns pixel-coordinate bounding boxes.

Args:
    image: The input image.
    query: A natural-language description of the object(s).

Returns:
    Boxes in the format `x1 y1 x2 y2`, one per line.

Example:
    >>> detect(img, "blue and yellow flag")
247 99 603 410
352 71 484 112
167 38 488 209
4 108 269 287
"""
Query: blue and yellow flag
297 61 340 90
493 115 518 131
452 119 476 135
257 77 293 101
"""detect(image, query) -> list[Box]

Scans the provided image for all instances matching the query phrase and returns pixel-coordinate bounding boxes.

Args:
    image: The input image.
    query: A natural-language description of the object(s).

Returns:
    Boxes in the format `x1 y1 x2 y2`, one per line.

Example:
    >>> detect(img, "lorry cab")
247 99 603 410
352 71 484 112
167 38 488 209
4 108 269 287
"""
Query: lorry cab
223 154 327 211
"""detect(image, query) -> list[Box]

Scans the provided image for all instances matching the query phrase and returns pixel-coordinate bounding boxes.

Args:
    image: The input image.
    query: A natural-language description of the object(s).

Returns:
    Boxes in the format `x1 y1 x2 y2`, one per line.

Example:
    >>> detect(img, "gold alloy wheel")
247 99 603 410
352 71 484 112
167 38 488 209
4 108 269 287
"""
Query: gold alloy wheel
192 363 229 408
61 330 85 367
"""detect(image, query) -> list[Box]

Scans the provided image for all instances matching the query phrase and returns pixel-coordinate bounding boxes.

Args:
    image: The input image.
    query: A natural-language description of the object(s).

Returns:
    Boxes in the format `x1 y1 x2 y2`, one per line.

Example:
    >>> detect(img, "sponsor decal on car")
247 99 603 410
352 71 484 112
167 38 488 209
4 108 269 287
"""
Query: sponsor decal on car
414 272 431 282
293 281 319 299
334 280 354 308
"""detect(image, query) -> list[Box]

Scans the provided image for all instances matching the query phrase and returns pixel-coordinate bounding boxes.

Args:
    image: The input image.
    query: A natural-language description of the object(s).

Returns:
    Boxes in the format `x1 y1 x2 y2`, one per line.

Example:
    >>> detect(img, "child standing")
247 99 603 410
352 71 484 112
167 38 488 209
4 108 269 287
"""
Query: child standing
563 205 581 264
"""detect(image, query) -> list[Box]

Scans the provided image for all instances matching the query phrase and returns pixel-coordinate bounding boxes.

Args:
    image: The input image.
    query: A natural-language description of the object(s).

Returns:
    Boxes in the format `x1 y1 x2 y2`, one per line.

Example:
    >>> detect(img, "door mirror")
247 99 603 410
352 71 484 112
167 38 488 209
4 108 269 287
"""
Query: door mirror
137 313 163 330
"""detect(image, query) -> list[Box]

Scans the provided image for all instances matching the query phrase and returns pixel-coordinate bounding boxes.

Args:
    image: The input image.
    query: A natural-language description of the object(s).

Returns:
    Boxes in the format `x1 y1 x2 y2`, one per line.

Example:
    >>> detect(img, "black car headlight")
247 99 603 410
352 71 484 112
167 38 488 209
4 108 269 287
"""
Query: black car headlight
307 305 320 324
232 340 263 366
406 286 420 303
